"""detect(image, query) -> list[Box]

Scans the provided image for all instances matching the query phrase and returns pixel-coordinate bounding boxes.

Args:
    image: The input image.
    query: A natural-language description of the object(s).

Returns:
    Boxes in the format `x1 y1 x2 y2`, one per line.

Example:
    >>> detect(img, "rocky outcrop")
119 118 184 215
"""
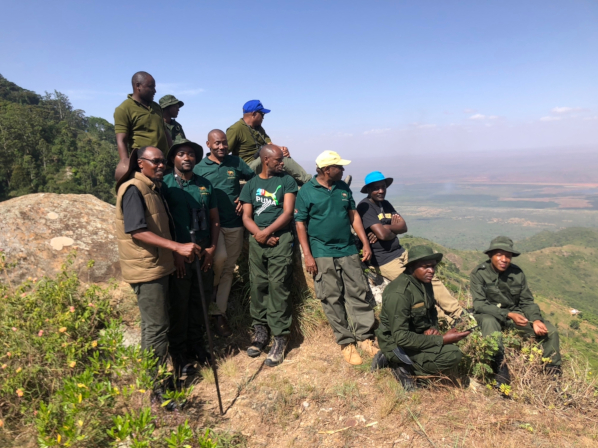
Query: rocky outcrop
0 193 120 285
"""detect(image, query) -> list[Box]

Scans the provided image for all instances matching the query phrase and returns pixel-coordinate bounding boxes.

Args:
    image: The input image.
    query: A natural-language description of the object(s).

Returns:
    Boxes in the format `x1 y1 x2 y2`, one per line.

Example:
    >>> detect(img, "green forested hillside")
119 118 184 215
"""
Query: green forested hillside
0 75 118 203
516 227 598 252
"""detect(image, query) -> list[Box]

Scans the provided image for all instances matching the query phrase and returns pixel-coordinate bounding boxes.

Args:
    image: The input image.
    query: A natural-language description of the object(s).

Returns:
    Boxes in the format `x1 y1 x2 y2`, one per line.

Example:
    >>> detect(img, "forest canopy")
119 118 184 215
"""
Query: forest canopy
0 74 119 204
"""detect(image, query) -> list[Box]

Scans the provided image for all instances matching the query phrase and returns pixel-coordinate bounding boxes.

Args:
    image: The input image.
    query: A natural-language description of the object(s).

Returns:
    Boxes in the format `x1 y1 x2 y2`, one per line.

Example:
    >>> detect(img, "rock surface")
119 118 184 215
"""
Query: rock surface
0 193 120 285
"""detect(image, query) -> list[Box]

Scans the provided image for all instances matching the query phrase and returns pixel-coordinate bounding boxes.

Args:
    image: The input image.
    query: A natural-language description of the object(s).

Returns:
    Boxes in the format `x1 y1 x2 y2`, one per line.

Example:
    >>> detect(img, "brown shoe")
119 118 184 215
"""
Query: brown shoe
212 314 232 338
357 339 380 357
341 343 363 365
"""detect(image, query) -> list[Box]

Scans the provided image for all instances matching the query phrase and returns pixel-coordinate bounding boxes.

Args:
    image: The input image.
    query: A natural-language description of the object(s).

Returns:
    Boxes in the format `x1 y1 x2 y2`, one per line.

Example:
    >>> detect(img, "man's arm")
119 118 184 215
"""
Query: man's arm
348 209 372 263
259 193 296 237
226 126 241 156
200 207 220 271
131 230 201 259
295 222 317 275
242 203 260 236
116 133 129 160
518 272 543 323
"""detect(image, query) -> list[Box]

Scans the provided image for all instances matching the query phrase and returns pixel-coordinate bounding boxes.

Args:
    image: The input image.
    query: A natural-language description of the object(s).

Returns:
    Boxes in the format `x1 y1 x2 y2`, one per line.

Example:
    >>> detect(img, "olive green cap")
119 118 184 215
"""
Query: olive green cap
159 94 184 109
167 137 203 167
406 245 443 266
483 236 520 257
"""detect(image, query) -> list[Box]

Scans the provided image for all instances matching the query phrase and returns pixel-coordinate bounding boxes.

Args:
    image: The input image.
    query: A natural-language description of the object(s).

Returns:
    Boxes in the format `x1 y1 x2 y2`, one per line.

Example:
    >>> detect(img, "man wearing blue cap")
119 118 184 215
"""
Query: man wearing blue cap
357 171 463 325
226 100 312 185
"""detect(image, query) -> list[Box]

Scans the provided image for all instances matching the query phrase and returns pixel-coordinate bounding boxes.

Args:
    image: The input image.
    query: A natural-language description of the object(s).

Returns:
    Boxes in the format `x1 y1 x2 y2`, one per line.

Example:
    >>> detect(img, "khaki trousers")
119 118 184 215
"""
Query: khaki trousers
376 251 463 324
212 226 245 315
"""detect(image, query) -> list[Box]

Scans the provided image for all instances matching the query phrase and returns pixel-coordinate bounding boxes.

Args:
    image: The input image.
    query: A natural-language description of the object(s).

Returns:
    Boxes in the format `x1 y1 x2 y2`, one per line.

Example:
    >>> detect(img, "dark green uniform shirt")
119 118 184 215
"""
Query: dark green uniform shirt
226 118 272 163
194 155 256 228
239 173 297 227
294 176 357 258
376 273 443 358
162 173 217 243
470 261 543 324
165 118 186 142
114 95 170 154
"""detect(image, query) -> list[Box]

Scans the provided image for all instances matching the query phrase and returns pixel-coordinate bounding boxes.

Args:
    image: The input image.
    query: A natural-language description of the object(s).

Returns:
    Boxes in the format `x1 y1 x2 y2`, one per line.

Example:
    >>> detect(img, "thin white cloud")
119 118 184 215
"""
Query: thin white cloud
363 128 391 135
463 108 477 114
488 115 499 120
540 116 561 121
417 124 436 129
551 106 583 114
469 114 486 120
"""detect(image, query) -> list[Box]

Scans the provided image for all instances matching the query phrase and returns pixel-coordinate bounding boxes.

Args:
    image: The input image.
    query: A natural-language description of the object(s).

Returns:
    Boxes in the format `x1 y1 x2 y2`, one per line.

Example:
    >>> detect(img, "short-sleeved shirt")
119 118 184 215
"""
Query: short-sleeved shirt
239 173 297 228
226 118 272 163
294 176 358 258
114 95 170 154
194 154 256 228
357 198 404 267
162 173 217 243
165 119 186 142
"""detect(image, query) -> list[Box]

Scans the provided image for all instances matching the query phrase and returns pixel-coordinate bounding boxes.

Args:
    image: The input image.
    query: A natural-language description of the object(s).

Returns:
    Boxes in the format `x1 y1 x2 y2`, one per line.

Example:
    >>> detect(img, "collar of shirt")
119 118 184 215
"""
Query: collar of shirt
310 175 338 191
127 94 153 111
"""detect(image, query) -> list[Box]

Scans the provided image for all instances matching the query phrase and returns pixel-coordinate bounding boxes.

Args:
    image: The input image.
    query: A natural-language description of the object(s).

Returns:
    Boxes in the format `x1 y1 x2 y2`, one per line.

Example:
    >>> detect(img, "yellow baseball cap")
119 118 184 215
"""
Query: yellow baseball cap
315 150 352 168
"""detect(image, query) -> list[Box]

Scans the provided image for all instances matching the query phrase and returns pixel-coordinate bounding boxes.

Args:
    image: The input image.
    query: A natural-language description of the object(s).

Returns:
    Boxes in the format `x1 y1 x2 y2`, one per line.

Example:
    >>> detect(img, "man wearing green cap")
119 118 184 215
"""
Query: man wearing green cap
159 95 186 142
470 236 562 385
162 138 220 377
226 100 312 185
357 171 463 324
374 245 471 390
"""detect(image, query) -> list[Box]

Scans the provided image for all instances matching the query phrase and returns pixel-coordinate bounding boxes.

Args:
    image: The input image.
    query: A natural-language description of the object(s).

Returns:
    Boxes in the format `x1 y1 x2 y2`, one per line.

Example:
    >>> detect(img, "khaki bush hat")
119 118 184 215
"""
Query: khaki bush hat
483 236 520 257
405 245 443 266
159 94 184 109
315 150 351 168
167 138 204 167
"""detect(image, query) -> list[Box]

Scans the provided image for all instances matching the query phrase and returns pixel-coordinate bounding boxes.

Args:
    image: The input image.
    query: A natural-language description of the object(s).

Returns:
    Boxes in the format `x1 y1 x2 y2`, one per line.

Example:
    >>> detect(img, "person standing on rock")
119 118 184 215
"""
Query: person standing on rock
226 100 312 185
356 171 463 325
159 95 186 142
373 245 471 390
194 129 256 337
470 236 562 387
162 138 220 378
294 151 378 366
114 145 201 407
240 145 297 367
114 72 172 182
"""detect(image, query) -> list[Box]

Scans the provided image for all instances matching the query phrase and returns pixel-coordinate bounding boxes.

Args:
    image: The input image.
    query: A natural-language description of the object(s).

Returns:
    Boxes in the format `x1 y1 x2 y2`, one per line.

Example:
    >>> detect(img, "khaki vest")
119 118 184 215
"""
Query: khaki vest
115 172 175 283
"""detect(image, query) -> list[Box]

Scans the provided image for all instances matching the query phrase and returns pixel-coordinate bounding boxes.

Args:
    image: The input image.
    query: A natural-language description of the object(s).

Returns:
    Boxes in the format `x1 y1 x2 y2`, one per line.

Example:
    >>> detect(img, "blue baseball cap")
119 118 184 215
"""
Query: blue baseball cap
361 171 394 193
243 100 271 114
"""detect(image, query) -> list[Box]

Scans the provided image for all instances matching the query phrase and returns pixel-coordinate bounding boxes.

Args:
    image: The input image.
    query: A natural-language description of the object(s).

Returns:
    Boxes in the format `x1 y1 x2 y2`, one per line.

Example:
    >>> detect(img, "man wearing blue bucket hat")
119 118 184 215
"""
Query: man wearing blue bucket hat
357 171 463 324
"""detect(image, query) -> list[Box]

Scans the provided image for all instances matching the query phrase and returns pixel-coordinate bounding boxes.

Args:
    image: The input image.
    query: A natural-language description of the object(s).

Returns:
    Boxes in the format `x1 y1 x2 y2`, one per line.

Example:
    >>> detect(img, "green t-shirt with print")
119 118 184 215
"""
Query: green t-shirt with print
239 173 298 227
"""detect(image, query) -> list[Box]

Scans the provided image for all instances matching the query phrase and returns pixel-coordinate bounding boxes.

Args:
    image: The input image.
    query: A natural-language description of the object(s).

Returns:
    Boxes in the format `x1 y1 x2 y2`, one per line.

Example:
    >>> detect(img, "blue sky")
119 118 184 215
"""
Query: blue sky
2 0 597 163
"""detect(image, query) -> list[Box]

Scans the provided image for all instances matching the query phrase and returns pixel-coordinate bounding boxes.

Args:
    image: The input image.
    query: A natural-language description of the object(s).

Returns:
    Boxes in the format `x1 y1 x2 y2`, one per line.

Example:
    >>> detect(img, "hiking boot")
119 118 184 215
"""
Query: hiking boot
544 364 562 377
492 354 511 387
391 366 416 392
357 339 380 357
151 376 182 411
171 353 197 379
371 351 389 371
343 175 352 187
211 314 232 338
247 325 269 358
341 343 363 365
265 335 288 367
188 345 212 366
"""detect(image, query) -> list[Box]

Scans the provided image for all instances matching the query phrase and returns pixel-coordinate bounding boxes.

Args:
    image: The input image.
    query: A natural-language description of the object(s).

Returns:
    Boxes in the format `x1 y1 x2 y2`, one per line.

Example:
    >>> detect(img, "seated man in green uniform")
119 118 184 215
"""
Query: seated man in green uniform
162 139 220 378
226 100 312 185
114 71 172 181
374 245 471 390
159 95 186 142
470 236 562 385
240 145 298 367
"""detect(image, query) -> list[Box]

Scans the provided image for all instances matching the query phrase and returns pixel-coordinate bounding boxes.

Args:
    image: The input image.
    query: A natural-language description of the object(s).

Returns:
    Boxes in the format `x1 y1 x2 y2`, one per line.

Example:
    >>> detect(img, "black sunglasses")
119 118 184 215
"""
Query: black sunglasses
140 157 167 166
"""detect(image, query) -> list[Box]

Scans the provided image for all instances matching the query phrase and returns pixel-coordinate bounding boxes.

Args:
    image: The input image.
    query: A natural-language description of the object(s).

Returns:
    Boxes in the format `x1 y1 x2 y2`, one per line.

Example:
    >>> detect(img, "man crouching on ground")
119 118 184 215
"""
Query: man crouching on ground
374 245 471 390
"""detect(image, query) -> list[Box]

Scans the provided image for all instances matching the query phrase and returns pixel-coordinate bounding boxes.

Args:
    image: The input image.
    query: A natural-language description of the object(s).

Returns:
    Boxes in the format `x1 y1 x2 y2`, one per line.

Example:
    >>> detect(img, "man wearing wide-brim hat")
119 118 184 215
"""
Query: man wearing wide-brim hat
161 138 221 377
374 245 471 390
159 95 186 142
356 171 463 325
470 236 562 386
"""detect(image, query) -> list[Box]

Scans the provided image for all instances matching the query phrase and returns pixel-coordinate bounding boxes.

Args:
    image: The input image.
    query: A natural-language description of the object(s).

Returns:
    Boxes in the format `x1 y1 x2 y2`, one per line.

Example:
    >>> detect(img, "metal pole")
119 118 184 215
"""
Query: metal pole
190 230 224 415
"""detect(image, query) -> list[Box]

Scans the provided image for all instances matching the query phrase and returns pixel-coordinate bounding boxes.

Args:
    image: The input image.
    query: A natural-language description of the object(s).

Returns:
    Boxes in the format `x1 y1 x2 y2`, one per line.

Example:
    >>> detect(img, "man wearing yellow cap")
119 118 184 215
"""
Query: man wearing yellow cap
295 151 378 366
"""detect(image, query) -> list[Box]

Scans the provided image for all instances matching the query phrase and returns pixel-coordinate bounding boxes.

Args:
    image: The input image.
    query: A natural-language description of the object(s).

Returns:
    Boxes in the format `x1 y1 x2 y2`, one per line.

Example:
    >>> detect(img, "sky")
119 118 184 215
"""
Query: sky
1 0 597 165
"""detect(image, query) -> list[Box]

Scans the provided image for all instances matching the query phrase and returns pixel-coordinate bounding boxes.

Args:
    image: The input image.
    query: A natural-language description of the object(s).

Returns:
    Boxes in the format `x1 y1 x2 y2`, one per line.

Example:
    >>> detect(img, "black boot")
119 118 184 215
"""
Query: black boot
171 352 197 379
152 376 179 411
493 353 511 388
544 364 562 377
187 345 212 366
371 351 389 371
265 335 288 367
247 325 269 358
391 365 416 392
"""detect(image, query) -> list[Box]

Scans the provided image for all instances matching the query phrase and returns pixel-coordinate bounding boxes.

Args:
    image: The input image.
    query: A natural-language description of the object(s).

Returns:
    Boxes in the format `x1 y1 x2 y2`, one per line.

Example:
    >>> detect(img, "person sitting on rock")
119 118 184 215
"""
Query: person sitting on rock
373 245 471 391
356 171 463 325
162 138 220 378
294 151 378 366
159 94 186 142
470 236 562 387
114 146 201 409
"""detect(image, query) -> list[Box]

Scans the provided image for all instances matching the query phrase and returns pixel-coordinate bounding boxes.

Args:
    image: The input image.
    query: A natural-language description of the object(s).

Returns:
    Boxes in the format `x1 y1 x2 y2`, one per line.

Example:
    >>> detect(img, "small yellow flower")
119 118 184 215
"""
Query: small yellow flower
16 367 21 373
78 420 83 427
138 389 146 394
59 327 67 333
78 393 82 403
91 341 98 348
77 383 87 389
16 389 23 397
57 434 61 443
69 361 76 368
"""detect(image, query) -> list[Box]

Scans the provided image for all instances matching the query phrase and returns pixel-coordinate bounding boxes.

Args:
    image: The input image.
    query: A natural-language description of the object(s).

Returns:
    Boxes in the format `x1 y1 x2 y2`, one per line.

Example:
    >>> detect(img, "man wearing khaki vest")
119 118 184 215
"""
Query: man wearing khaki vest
115 146 201 406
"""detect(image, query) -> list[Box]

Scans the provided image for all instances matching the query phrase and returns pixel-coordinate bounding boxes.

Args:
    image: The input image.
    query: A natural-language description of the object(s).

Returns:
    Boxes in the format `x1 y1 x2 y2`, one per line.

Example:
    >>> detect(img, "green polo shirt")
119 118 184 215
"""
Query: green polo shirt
194 154 256 228
226 118 272 163
165 119 186 142
162 173 217 244
114 95 170 154
294 176 357 258
239 173 297 228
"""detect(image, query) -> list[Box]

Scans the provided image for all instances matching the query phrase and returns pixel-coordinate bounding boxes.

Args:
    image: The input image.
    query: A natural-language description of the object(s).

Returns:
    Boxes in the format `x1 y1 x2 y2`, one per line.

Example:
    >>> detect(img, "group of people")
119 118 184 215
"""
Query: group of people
113 71 562 405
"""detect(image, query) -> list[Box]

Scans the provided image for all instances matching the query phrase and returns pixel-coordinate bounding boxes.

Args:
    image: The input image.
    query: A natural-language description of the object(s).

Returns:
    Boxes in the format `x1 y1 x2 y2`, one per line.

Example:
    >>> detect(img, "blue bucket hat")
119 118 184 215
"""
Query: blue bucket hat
360 171 394 194
243 100 271 114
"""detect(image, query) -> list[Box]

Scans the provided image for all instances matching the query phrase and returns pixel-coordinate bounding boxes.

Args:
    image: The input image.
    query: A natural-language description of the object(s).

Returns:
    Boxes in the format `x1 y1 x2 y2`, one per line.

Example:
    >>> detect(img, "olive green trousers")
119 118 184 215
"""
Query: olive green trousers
387 344 463 376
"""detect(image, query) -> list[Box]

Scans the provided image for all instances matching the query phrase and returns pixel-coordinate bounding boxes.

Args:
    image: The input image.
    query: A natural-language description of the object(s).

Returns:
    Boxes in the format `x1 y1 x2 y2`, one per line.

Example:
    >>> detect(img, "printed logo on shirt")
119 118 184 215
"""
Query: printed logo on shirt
377 213 393 220
255 185 282 215
227 170 236 179
341 192 348 202
199 186 209 196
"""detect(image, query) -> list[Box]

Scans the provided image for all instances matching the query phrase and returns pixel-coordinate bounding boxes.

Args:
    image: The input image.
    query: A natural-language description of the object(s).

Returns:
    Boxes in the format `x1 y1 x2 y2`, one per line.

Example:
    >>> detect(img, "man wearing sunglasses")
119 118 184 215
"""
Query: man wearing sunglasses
115 145 202 409
226 100 312 185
